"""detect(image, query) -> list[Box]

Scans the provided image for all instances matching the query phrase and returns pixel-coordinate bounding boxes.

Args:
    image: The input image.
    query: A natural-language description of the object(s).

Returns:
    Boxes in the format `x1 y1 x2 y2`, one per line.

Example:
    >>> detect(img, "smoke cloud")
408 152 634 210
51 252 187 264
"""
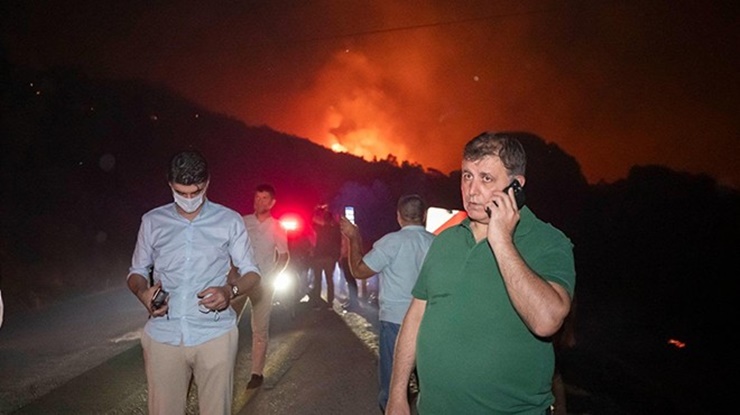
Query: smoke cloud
4 0 737 186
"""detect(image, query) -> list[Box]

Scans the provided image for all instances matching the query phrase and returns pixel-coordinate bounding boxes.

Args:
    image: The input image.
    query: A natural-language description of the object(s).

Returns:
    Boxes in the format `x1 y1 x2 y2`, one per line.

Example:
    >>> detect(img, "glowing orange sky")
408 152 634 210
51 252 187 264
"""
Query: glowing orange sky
4 1 738 187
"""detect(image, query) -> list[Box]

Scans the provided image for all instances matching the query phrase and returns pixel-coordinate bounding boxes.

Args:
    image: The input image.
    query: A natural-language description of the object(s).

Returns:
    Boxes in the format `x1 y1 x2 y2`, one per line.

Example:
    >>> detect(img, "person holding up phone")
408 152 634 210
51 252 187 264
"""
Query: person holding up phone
127 150 261 415
339 194 435 412
386 132 576 415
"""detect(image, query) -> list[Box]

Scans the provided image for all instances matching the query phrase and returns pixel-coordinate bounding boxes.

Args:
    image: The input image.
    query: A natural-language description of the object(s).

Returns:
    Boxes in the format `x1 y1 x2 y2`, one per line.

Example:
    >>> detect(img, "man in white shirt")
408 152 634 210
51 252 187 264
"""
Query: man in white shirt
233 184 289 389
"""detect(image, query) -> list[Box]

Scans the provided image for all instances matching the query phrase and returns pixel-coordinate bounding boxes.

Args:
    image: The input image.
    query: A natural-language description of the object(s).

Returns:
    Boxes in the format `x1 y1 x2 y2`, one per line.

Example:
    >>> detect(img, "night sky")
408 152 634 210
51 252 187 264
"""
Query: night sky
3 0 738 187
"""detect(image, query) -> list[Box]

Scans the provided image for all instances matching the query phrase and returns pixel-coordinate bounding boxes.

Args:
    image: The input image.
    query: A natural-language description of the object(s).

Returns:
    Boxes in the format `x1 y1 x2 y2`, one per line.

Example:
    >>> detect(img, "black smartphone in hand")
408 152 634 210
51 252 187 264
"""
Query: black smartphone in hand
486 179 526 217
503 179 525 209
151 287 169 309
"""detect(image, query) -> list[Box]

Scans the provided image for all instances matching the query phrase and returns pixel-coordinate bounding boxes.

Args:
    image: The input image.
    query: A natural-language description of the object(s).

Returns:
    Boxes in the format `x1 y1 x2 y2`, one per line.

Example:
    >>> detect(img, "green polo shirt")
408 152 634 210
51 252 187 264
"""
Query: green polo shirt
412 207 575 415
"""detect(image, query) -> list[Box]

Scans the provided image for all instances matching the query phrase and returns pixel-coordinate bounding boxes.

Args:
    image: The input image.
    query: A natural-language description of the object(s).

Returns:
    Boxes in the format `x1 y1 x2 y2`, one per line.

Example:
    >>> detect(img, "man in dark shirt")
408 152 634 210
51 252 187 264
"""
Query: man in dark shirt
309 205 342 309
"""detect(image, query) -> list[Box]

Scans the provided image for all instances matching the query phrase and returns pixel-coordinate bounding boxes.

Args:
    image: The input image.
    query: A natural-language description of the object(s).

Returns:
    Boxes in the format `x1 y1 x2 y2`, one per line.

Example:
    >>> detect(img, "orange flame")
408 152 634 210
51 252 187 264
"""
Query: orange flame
667 338 686 349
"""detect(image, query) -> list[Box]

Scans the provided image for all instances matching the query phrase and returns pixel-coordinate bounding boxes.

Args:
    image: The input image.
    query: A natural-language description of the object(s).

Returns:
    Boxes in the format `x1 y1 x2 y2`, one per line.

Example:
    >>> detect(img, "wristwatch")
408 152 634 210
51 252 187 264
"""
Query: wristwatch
230 283 239 299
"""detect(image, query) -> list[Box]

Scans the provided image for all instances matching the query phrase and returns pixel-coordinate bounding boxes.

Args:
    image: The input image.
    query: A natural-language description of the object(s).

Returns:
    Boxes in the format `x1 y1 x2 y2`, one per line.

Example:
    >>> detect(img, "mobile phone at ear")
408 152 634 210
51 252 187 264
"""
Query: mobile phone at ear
502 179 526 209
486 179 526 217
344 206 355 224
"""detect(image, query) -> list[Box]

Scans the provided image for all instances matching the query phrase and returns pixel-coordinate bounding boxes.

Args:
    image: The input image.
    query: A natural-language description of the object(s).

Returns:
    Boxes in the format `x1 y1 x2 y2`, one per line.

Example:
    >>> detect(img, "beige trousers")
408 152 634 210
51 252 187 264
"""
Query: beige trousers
141 327 238 415
247 280 275 375
230 278 276 375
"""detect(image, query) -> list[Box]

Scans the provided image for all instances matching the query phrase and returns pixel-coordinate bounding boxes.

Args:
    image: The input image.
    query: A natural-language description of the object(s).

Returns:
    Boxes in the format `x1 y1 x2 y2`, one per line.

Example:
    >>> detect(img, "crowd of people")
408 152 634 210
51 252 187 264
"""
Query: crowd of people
126 131 576 414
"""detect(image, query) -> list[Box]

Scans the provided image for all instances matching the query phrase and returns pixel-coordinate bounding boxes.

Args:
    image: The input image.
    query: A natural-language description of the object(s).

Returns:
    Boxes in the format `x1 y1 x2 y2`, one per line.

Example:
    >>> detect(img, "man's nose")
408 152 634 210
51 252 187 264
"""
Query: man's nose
467 180 483 196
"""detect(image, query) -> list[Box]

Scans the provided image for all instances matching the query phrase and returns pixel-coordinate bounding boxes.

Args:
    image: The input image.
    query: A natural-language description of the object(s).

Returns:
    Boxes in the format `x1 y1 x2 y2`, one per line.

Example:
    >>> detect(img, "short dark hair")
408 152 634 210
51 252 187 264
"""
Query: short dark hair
256 183 276 198
463 132 526 176
397 194 427 224
167 150 209 185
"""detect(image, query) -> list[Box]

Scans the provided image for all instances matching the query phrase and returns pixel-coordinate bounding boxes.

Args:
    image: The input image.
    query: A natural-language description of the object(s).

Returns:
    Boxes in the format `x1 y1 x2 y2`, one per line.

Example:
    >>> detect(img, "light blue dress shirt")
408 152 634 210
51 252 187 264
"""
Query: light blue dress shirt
362 225 435 324
128 200 260 346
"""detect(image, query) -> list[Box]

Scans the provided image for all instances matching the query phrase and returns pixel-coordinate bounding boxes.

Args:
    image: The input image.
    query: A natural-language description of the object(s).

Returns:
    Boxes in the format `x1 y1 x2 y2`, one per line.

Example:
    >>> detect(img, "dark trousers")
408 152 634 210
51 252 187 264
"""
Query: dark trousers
310 256 337 305
339 257 358 304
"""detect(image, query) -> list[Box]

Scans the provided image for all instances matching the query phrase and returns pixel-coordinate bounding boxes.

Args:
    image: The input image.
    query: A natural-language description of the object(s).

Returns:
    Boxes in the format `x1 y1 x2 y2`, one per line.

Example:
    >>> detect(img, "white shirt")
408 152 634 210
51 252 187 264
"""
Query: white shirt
242 214 288 280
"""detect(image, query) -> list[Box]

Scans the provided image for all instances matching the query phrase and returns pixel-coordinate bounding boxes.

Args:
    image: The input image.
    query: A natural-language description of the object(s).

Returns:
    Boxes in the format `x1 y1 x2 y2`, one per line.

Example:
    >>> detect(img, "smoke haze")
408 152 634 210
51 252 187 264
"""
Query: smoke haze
3 0 737 186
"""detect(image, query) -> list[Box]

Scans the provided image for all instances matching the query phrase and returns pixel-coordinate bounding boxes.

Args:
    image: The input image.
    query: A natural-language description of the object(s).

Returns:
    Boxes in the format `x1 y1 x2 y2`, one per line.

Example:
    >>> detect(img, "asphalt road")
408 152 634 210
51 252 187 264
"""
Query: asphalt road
0 286 148 413
0 283 385 414
1 278 653 415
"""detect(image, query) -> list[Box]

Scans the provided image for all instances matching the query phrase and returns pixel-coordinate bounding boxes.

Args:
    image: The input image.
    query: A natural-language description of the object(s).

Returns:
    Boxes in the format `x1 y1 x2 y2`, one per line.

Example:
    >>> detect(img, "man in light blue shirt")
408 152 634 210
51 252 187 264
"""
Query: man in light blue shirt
339 194 434 412
127 150 260 415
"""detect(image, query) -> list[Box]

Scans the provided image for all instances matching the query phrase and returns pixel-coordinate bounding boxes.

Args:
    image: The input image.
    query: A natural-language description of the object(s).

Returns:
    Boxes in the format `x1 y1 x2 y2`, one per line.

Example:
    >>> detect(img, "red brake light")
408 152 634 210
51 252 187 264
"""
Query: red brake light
279 213 302 233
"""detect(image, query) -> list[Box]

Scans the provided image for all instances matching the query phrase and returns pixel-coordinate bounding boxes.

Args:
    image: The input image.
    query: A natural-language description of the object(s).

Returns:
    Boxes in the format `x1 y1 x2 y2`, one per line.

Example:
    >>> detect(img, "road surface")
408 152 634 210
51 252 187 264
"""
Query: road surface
1 282 385 414
1 278 638 414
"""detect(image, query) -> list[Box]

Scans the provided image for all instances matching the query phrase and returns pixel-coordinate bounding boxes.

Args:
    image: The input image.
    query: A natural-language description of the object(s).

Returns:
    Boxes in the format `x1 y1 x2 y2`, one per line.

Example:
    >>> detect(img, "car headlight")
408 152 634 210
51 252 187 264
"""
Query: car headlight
273 270 293 293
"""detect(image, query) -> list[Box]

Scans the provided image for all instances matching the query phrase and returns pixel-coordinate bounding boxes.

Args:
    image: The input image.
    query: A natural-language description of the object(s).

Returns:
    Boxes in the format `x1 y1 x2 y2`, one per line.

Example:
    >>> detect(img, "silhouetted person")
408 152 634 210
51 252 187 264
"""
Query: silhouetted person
127 150 260 415
386 132 576 415
290 229 314 300
309 205 342 309
339 236 359 309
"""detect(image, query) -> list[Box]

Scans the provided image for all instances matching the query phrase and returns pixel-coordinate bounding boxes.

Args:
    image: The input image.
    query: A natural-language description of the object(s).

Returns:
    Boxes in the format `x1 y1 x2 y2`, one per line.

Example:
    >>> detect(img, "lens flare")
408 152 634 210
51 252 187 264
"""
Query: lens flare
273 270 293 293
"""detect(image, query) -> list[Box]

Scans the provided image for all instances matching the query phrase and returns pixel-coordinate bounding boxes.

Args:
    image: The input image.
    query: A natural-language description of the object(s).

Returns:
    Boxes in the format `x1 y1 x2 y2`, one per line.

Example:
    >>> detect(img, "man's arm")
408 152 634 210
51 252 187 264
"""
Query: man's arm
485 193 571 337
339 217 377 280
230 213 261 293
273 220 291 276
495 244 571 337
128 219 166 316
386 298 425 415
127 273 167 317
199 270 261 312
233 271 261 295
273 251 289 276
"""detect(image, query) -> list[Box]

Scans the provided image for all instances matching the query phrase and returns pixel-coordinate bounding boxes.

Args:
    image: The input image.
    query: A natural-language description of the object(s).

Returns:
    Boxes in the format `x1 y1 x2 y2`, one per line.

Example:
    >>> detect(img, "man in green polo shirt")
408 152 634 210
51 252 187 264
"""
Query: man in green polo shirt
386 132 576 415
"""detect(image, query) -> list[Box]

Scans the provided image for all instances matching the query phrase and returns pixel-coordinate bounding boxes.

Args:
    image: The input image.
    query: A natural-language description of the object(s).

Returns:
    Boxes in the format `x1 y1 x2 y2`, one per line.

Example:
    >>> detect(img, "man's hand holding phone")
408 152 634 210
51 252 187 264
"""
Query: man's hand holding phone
484 179 525 245
339 215 359 239
504 179 525 210
344 206 356 224
340 206 360 239
149 283 169 317
485 179 525 218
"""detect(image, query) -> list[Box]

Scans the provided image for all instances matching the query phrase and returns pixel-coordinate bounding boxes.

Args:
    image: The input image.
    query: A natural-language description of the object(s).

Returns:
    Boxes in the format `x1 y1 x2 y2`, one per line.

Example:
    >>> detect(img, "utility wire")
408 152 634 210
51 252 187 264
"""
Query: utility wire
286 5 583 44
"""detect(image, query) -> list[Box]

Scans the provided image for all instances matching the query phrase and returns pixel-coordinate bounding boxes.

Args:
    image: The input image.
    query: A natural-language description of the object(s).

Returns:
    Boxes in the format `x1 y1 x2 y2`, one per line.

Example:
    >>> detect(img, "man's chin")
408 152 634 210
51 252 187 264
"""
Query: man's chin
470 216 489 224
465 208 488 223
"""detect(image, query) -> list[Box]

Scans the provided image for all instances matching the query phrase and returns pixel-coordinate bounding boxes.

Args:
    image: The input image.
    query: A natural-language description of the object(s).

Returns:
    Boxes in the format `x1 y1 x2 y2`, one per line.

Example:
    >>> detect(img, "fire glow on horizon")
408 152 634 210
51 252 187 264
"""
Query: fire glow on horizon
6 1 736 186
277 48 415 166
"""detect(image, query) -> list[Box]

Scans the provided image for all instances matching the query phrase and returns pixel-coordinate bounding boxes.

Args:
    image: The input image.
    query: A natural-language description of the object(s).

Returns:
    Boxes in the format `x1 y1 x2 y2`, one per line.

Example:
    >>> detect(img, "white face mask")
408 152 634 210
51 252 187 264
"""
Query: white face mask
173 190 205 213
